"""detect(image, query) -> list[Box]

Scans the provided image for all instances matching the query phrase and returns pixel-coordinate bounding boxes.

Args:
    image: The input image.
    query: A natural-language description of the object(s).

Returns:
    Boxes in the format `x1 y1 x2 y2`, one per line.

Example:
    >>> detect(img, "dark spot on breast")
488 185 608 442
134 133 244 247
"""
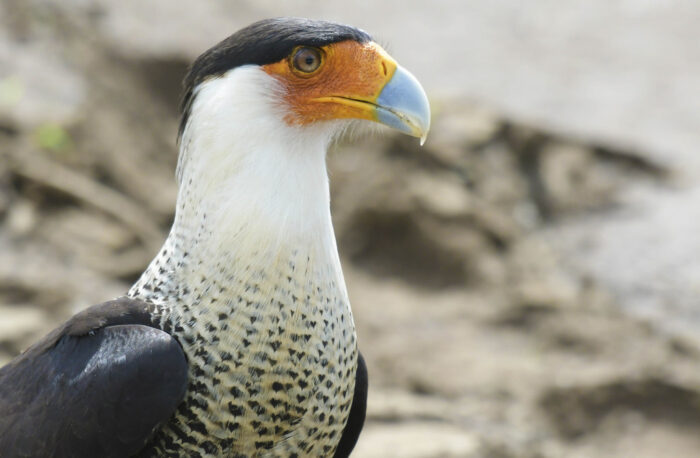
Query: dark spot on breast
190 381 208 394
228 403 244 416
255 441 274 450
201 441 217 453
248 400 267 415
187 419 209 436
250 367 265 377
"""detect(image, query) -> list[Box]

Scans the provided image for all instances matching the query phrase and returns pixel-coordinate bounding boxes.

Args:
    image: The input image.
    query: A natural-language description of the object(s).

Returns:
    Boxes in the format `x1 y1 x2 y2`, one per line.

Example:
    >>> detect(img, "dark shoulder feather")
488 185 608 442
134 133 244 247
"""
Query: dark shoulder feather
27 296 156 355
0 297 188 458
334 351 368 458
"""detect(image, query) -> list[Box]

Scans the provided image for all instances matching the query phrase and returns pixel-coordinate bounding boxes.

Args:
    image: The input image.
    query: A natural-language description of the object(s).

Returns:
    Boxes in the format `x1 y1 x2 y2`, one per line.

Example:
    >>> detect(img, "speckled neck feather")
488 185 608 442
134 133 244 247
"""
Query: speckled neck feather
128 66 357 456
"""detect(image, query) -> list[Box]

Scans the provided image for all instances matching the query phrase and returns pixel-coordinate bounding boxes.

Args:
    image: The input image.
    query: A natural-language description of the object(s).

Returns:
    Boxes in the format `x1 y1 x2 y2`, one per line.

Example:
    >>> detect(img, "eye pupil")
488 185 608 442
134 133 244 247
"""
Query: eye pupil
293 47 321 73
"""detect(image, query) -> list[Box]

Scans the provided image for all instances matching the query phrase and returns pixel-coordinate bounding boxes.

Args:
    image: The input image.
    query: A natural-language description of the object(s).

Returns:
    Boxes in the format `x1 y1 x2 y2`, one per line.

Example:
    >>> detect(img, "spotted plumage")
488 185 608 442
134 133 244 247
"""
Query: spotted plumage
0 17 429 458
130 237 357 456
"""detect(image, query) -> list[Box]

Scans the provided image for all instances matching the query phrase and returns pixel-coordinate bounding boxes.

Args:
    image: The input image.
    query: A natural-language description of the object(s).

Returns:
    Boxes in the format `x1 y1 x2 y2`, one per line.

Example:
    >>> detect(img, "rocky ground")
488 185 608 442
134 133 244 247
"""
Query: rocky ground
1 2 700 457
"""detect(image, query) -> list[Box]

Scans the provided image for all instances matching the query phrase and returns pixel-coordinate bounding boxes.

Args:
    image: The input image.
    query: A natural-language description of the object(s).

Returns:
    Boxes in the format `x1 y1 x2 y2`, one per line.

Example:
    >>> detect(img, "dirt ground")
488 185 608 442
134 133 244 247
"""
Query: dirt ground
1 2 699 457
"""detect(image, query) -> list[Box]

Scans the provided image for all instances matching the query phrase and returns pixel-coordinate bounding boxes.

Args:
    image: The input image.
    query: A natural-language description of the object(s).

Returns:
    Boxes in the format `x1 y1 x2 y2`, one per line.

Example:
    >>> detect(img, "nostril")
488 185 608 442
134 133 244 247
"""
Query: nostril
381 61 387 76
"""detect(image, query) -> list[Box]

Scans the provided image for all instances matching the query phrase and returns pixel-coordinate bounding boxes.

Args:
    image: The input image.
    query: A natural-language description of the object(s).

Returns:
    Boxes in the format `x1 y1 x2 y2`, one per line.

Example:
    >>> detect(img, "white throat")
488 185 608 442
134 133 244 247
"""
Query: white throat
132 66 348 302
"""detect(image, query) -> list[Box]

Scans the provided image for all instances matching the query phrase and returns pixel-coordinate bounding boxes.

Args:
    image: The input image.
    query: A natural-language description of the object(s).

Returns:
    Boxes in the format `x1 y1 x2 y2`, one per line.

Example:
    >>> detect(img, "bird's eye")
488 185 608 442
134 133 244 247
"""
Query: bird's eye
292 47 322 74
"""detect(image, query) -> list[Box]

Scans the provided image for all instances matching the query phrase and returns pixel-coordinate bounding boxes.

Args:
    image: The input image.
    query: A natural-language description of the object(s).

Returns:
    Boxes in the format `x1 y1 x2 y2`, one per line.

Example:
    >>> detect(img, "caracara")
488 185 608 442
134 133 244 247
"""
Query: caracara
0 18 429 458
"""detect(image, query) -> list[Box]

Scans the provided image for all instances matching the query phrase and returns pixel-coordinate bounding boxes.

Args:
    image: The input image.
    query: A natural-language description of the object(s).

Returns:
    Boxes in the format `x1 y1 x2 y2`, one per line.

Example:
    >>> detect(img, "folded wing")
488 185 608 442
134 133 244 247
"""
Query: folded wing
0 298 188 458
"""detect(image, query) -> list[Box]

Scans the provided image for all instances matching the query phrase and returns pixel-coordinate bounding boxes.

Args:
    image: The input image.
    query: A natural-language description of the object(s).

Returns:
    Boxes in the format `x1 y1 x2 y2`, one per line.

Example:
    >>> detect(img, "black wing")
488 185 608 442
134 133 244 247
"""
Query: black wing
0 297 188 458
334 351 368 458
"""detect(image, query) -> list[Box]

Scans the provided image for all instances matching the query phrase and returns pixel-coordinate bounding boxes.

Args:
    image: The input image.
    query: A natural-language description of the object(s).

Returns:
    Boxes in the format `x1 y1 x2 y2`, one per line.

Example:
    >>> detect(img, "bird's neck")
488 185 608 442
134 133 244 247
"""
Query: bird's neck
124 66 358 452
129 85 347 311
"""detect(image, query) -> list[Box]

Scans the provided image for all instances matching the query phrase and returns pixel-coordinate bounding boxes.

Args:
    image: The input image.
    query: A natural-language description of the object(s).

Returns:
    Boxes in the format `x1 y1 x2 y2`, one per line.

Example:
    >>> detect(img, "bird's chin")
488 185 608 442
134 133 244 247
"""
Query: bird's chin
322 119 379 145
298 118 353 147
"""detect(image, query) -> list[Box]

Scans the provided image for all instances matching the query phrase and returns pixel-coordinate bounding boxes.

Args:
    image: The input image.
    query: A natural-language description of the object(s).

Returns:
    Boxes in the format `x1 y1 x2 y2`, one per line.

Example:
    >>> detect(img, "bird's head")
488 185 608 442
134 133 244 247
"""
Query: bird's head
178 18 429 156
174 18 430 239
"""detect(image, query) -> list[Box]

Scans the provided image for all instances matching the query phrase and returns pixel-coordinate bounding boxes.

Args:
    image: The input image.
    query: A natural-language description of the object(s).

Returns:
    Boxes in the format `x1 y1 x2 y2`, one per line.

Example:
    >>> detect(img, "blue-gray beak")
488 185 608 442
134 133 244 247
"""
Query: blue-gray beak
375 65 431 144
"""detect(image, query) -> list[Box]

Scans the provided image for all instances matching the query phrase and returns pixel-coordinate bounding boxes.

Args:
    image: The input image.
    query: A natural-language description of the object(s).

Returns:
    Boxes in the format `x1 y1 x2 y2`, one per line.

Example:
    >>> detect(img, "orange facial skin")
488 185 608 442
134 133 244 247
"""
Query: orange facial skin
262 41 398 126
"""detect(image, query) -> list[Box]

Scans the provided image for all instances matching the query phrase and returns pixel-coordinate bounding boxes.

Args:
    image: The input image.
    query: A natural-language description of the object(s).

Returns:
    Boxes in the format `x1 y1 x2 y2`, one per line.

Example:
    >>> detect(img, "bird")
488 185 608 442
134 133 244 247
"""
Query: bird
0 17 430 458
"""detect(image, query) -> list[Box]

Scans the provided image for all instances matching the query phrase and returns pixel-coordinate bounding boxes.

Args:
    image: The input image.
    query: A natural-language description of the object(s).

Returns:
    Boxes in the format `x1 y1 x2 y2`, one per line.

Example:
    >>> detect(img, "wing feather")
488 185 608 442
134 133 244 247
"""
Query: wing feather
334 351 368 458
0 298 188 458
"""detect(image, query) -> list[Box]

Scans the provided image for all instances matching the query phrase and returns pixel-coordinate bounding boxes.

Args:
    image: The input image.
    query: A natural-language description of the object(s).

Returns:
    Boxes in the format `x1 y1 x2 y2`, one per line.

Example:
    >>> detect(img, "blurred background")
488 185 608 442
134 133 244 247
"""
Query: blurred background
1 1 699 457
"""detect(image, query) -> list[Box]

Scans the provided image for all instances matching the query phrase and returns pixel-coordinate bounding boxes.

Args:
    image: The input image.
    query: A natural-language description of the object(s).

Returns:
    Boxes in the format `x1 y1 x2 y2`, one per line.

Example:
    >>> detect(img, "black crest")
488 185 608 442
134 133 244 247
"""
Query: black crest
179 18 372 138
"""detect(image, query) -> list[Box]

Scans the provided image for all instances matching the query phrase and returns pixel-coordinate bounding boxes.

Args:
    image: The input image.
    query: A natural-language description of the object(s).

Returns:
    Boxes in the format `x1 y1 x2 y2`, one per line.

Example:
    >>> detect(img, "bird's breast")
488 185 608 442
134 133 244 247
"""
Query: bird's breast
134 247 357 457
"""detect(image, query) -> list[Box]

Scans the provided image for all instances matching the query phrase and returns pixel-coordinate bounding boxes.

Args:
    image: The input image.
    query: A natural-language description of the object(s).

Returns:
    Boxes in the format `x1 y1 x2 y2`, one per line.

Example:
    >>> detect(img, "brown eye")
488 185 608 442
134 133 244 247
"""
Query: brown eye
292 47 322 73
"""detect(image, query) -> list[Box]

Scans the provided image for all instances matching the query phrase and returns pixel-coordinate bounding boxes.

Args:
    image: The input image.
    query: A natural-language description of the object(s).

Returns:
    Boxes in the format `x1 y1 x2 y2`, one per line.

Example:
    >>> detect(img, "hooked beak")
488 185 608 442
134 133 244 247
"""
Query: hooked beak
374 65 431 144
